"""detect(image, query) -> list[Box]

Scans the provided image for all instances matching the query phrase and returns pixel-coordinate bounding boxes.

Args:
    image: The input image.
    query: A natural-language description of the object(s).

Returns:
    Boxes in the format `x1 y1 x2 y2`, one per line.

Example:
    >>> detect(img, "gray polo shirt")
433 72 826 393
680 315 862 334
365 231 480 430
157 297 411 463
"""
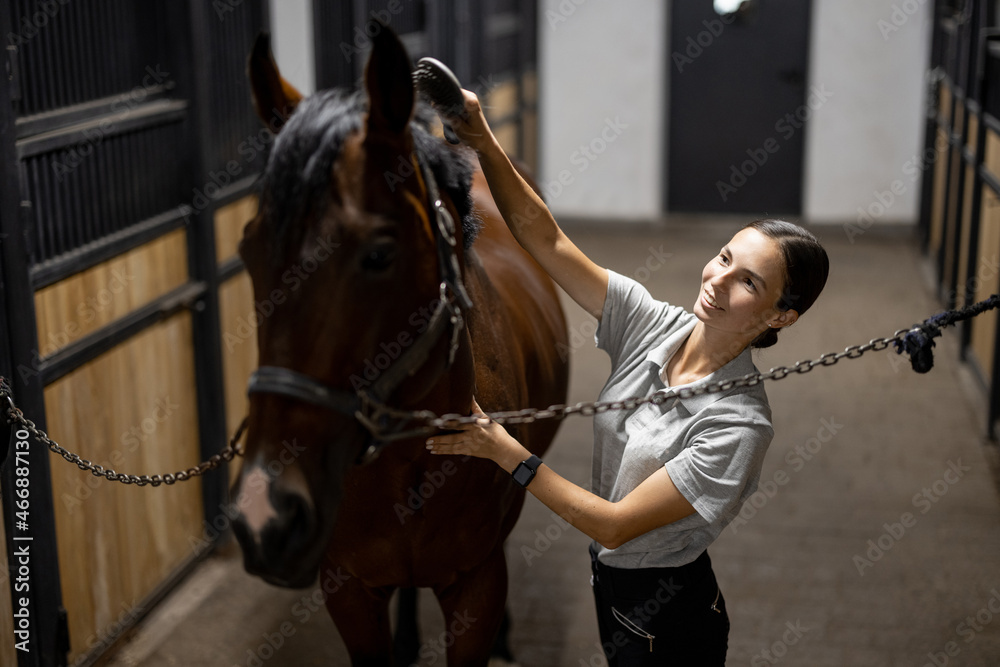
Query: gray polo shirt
592 270 774 568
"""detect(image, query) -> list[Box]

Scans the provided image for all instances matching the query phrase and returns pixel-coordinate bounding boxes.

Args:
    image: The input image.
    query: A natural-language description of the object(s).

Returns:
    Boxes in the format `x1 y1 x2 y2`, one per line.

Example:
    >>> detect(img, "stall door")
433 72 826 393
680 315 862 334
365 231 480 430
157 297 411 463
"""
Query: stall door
668 0 813 214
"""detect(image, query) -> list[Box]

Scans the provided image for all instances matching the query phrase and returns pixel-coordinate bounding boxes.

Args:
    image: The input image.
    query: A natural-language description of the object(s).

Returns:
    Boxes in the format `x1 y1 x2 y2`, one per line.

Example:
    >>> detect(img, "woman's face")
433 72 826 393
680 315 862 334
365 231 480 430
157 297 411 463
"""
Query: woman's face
694 227 796 340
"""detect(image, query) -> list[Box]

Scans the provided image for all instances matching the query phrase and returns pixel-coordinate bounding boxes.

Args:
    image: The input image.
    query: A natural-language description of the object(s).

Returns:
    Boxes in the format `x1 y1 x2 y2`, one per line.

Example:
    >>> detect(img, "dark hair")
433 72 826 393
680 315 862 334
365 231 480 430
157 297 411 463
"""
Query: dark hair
745 219 829 349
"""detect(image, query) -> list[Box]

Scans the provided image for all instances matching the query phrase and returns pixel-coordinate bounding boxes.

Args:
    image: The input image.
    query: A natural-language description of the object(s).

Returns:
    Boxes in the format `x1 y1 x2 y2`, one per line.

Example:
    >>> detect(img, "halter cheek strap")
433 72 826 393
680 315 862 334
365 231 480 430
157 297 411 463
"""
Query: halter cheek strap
422 154 472 312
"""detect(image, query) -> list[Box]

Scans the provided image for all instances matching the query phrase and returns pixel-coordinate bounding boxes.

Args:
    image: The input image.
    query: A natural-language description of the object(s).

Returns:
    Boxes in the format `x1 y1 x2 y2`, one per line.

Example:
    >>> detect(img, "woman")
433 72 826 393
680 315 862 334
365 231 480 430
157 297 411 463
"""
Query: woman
425 91 829 664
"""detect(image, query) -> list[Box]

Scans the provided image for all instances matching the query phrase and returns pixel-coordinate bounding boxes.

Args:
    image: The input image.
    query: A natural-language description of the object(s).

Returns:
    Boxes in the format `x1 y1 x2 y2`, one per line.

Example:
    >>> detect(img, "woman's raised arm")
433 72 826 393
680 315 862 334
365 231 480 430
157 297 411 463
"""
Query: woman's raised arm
446 91 610 319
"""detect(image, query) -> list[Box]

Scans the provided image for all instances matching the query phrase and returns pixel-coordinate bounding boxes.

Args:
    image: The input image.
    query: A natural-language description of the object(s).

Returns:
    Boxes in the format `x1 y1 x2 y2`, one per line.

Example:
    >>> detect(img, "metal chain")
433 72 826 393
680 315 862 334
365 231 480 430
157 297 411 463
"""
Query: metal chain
0 326 912 485
391 327 915 430
3 395 246 487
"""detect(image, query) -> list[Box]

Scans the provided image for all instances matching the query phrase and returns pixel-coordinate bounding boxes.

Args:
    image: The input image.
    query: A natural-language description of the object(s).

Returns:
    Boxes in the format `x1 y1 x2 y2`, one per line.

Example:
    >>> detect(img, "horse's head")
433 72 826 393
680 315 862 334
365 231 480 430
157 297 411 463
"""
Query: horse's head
231 29 479 587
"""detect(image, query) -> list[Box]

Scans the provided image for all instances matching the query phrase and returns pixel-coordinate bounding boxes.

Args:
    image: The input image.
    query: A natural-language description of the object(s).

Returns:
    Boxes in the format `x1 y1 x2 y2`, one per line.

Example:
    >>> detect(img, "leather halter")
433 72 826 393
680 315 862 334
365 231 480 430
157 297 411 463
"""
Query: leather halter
247 152 473 463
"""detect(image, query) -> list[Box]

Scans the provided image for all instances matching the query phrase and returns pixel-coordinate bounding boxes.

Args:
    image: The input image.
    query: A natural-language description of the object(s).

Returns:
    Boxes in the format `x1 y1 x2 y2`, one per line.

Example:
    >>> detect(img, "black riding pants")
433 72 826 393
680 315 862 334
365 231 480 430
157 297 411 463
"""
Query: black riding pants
589 546 730 666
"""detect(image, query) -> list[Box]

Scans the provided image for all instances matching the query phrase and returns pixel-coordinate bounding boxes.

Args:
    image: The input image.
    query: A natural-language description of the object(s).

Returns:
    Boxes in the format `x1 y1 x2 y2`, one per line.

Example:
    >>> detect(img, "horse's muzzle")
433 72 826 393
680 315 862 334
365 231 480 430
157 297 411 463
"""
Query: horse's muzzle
231 465 326 588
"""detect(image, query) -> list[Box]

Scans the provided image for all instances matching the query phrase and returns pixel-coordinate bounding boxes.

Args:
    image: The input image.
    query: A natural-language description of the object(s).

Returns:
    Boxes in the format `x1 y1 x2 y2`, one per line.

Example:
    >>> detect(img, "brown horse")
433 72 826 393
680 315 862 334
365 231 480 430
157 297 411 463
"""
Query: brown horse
231 28 569 664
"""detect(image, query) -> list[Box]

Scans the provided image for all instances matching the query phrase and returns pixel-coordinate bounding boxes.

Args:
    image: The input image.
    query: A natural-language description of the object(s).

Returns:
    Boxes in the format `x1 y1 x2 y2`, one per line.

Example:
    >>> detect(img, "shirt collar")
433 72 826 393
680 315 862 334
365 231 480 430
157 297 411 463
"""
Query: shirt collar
644 314 758 413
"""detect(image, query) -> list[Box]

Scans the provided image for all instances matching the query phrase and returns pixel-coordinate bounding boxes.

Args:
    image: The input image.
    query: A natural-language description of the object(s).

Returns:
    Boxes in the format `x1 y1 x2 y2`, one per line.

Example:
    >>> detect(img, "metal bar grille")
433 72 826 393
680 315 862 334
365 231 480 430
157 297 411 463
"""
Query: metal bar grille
204 4 267 176
9 0 266 278
11 0 171 118
483 11 519 75
21 120 186 267
312 1 536 93
313 0 356 90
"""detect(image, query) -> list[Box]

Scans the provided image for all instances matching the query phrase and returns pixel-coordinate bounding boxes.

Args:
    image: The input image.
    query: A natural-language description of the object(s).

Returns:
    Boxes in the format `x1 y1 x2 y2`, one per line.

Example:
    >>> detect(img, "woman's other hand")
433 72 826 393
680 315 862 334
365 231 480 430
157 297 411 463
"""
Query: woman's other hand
425 397 528 472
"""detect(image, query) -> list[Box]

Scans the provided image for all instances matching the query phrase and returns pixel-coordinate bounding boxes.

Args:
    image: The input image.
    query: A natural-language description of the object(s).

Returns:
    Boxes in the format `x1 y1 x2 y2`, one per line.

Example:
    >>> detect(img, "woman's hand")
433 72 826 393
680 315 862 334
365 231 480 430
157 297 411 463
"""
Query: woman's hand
438 91 496 154
425 398 529 473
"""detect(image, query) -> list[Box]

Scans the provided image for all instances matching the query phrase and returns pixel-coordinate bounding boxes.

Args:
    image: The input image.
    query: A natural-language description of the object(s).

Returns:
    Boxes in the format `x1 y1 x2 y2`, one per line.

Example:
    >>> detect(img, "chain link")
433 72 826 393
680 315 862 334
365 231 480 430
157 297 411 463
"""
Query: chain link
398 328 915 431
0 327 913 484
3 404 246 487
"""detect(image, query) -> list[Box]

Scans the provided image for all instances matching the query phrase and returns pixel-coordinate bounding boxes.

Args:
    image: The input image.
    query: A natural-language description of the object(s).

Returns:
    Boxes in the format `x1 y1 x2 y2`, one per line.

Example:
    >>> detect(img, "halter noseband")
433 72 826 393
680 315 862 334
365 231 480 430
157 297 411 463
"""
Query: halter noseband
246 152 473 463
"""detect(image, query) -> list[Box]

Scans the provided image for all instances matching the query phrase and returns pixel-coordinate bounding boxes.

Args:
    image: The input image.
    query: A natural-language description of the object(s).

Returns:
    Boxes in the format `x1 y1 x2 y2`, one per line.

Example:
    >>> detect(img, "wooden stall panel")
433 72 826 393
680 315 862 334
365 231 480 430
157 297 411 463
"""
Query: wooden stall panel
0 497 16 665
521 71 538 173
494 123 519 159
215 196 258 265
43 313 203 663
967 111 979 157
956 163 976 307
940 81 951 125
486 78 520 158
522 107 539 177
485 78 519 123
960 110 980 306
986 128 1000 178
930 128 950 257
942 147 963 287
219 272 257 487
523 70 537 107
34 230 189 358
971 189 1000 377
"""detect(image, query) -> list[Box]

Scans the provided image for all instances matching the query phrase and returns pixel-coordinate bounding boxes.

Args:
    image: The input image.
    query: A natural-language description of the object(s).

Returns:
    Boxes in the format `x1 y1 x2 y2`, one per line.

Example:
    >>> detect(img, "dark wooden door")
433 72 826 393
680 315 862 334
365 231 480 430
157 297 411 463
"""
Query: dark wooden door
668 0 813 214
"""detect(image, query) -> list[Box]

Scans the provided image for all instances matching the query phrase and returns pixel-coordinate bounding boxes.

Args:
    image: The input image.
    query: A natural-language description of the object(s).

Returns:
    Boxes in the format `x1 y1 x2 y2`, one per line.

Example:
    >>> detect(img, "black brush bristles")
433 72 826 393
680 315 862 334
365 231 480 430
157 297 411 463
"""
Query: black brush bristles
413 57 467 144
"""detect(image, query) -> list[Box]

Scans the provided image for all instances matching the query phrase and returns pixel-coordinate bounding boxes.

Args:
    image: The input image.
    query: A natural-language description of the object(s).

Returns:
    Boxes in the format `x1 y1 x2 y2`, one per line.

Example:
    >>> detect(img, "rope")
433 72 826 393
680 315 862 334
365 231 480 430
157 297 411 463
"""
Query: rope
894 294 1000 373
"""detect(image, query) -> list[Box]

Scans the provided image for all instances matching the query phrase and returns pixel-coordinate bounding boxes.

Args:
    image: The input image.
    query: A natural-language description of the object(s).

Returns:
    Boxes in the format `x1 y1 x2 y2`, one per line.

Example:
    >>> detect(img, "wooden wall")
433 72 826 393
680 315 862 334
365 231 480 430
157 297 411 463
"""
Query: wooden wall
972 186 1000 374
522 72 539 175
974 130 1000 376
924 2 1000 435
216 197 259 488
485 72 539 172
931 81 1000 400
32 233 204 663
0 495 15 665
34 231 188 357
0 1 271 662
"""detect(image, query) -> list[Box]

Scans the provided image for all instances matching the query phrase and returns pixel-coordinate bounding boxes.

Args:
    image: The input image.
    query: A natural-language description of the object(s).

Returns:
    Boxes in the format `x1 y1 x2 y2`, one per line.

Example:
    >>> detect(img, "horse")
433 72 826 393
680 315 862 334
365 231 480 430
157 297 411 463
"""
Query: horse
230 27 570 664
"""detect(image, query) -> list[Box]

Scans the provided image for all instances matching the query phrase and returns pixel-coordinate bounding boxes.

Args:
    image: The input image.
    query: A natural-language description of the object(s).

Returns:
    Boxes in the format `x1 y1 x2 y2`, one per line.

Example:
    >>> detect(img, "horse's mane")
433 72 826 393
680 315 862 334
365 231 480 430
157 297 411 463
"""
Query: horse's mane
257 88 480 260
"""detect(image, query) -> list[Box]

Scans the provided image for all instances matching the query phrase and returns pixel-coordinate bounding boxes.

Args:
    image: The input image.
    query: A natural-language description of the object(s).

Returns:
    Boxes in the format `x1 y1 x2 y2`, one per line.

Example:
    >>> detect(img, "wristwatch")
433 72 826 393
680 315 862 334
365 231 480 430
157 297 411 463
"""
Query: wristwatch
511 455 542 488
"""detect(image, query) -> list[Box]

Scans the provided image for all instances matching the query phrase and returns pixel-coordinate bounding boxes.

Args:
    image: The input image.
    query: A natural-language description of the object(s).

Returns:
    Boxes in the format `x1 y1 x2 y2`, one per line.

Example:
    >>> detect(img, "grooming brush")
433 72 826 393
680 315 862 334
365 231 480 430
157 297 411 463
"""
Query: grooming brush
413 57 467 144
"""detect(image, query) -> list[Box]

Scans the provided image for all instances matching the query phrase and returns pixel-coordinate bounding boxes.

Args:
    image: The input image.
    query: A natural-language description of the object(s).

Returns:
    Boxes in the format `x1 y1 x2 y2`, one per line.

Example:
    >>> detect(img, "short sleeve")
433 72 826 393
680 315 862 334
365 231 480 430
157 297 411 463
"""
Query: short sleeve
595 270 686 371
664 413 774 526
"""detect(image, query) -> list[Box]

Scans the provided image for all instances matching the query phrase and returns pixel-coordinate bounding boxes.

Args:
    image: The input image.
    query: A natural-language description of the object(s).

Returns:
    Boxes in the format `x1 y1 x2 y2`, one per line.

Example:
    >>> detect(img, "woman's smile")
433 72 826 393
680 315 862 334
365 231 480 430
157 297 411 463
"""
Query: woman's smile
702 289 723 311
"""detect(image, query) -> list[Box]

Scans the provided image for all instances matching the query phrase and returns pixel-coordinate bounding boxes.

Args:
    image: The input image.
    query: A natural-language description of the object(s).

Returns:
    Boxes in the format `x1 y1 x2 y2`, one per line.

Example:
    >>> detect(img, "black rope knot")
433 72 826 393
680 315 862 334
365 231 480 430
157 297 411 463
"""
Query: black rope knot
894 294 1000 373
894 323 939 373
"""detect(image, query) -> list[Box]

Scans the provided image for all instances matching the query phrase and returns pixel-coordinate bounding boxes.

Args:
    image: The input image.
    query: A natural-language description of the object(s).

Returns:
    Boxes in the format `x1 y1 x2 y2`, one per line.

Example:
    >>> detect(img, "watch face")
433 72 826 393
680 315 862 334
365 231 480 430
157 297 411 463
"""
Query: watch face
512 464 533 486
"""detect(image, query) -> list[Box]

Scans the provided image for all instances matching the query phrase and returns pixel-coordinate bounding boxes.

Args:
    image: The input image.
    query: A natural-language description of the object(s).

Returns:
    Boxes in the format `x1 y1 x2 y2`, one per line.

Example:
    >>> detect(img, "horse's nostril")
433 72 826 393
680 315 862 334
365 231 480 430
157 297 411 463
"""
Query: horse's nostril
231 514 255 551
273 488 315 537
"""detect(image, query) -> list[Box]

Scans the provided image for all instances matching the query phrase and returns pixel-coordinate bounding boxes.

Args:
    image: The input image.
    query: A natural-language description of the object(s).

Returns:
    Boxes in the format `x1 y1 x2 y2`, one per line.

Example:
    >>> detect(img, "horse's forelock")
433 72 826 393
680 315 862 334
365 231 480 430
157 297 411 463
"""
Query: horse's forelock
256 89 480 263
257 89 364 261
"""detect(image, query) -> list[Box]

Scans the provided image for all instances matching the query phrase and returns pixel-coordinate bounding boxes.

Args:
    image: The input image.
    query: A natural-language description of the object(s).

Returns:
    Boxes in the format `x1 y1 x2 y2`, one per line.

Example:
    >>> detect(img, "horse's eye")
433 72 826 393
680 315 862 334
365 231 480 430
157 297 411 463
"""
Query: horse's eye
361 241 397 272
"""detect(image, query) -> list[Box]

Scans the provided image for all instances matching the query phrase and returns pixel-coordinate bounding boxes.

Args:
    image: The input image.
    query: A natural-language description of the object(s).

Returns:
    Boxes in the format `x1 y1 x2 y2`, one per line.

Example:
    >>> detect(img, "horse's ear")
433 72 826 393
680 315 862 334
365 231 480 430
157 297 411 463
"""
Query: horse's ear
364 24 414 137
248 31 303 133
